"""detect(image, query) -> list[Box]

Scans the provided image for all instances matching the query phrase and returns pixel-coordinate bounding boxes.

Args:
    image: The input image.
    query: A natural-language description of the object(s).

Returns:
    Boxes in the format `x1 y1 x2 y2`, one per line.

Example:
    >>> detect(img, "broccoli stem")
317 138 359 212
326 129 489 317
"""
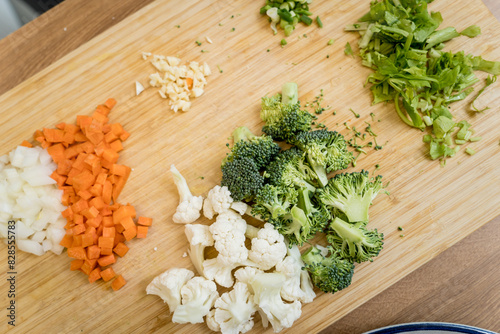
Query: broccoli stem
288 205 309 243
170 164 193 203
308 160 328 188
232 126 256 143
330 217 364 244
282 82 298 105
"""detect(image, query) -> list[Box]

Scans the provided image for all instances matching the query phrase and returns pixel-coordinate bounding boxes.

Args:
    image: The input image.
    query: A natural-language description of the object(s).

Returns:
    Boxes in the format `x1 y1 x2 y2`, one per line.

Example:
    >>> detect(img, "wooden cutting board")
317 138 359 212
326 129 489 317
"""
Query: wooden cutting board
1 0 499 333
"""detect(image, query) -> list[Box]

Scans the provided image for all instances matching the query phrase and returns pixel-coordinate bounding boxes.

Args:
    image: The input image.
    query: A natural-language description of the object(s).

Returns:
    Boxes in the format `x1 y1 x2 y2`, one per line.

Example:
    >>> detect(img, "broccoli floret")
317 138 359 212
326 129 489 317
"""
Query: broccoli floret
273 188 329 246
264 148 318 192
221 157 264 202
223 126 281 170
301 245 355 293
260 83 313 142
326 217 384 263
293 129 353 187
251 184 298 221
315 171 383 222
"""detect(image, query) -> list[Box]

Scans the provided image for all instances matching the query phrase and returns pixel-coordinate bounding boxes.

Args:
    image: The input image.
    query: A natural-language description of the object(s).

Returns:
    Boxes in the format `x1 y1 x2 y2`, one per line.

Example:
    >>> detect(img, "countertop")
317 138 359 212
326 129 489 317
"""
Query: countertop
0 1 498 333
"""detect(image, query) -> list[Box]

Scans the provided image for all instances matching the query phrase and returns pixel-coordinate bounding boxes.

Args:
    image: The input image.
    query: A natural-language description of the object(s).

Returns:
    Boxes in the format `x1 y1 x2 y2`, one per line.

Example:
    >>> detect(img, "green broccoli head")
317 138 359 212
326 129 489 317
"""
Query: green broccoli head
315 171 383 222
271 188 329 246
293 130 353 187
264 148 318 192
221 157 264 202
301 245 355 293
327 217 384 263
262 102 313 142
223 126 281 169
251 184 298 221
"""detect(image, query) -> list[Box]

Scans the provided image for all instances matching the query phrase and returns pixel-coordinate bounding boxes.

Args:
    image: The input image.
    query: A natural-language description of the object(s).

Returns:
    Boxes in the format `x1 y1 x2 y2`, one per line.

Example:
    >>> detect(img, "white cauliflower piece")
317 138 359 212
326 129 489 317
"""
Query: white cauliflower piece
172 276 219 324
275 245 315 303
230 201 248 215
248 223 287 270
212 282 257 334
234 267 269 329
209 212 248 266
203 258 257 288
146 268 194 313
206 309 221 332
170 164 203 224
203 185 233 219
250 272 302 333
185 224 214 276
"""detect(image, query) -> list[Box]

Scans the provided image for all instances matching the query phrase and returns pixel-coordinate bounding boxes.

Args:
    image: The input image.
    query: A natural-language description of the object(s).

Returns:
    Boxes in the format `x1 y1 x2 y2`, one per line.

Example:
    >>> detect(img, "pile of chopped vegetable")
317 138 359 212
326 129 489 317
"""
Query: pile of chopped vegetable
346 0 500 165
0 144 66 256
141 53 211 113
149 83 387 333
36 98 153 291
147 166 315 333
260 0 321 40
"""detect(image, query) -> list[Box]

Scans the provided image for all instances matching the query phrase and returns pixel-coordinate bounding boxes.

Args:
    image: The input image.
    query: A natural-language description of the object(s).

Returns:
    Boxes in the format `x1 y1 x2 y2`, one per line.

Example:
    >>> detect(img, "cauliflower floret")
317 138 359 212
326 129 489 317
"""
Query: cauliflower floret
211 282 257 334
248 223 287 270
209 213 248 266
275 245 315 303
250 272 302 333
185 224 214 276
234 267 264 293
206 309 220 332
172 276 219 324
203 258 257 288
170 164 203 224
146 268 194 313
230 201 248 215
203 185 233 219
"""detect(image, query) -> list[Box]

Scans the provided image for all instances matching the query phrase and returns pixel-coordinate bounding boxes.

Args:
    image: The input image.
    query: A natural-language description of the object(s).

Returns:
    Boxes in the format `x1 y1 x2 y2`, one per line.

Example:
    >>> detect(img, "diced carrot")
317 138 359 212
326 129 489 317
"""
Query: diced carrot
97 254 116 267
43 128 65 143
47 143 66 163
90 183 103 197
71 198 89 214
104 98 117 110
77 115 93 129
87 245 101 260
100 267 116 282
109 140 123 152
86 217 101 229
50 171 67 187
72 169 96 192
70 259 84 271
100 205 112 217
100 247 113 256
57 159 73 175
136 226 148 239
120 217 135 231
82 206 100 220
59 234 73 248
73 214 84 225
113 242 129 257
111 275 126 291
102 149 119 164
104 131 118 143
88 267 102 283
92 110 109 124
115 223 125 234
72 224 86 235
77 189 92 201
74 131 88 142
95 172 107 185
122 225 137 241
81 234 94 248
89 196 105 210
67 247 86 260
137 216 153 226
81 259 97 275
119 131 130 141
102 227 115 238
71 235 83 247
102 216 114 227
110 164 129 176
20 140 33 148
98 237 114 249
114 233 125 247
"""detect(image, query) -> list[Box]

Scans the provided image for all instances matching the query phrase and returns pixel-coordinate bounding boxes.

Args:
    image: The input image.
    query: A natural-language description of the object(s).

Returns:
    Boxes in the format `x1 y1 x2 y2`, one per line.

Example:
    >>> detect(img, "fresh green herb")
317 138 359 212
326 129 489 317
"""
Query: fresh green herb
398 226 403 231
231 27 235 32
328 39 334 45
316 16 323 28
344 42 353 56
346 0 500 164
400 234 405 238
201 50 209 53
267 49 270 52
326 55 330 58
471 75 497 112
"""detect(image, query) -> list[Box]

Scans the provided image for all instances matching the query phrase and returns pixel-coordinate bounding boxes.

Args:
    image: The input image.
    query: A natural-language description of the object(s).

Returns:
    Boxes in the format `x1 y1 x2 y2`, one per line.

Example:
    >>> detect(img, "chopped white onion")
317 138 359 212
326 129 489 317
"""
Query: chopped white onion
0 145 67 256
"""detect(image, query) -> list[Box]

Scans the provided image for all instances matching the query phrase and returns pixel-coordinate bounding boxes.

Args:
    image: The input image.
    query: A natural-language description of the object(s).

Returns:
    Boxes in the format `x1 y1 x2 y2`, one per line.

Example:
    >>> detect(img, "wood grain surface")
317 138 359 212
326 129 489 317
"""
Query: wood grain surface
0 0 499 333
